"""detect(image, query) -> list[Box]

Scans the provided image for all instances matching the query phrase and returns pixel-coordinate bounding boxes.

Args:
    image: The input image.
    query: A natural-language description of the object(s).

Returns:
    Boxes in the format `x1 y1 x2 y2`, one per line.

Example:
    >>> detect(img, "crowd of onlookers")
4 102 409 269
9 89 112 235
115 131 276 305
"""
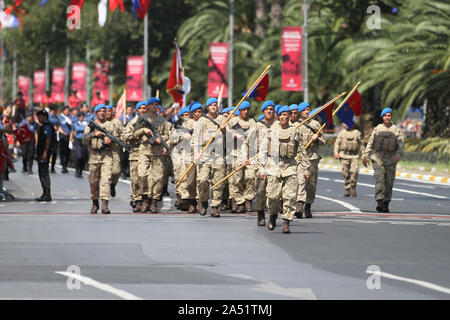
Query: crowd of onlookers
397 117 423 138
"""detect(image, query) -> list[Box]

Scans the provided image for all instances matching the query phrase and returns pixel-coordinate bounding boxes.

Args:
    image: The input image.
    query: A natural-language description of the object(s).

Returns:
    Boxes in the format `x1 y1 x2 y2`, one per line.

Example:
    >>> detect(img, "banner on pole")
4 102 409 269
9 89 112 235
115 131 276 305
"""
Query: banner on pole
281 26 302 91
33 70 46 103
71 62 86 101
51 68 66 103
126 56 144 101
17 75 30 105
93 60 109 103
208 43 228 98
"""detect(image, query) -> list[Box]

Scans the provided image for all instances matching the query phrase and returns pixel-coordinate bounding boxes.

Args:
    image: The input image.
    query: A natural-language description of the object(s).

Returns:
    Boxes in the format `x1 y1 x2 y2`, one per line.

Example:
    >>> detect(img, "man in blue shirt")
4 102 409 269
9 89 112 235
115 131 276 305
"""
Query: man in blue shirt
58 106 72 173
19 111 38 174
70 112 88 178
48 104 60 173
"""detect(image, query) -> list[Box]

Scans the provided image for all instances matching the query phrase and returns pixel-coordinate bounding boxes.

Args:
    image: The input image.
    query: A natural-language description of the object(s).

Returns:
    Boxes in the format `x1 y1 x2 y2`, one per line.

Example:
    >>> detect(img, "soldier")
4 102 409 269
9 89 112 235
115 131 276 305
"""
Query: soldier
334 123 365 197
82 104 115 214
35 109 56 202
105 105 124 197
135 97 171 213
362 108 404 213
263 106 310 234
296 102 325 218
70 111 88 178
289 104 299 124
255 100 277 226
193 97 227 217
227 101 257 213
123 101 148 212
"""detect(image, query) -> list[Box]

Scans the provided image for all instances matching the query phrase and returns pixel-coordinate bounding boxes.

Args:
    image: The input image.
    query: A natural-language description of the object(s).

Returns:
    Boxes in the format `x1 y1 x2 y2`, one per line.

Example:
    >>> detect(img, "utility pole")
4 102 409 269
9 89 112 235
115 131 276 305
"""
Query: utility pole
302 0 309 102
143 13 149 100
45 50 50 92
109 54 113 105
228 0 234 108
0 33 3 103
65 45 70 106
86 40 91 106
12 51 17 101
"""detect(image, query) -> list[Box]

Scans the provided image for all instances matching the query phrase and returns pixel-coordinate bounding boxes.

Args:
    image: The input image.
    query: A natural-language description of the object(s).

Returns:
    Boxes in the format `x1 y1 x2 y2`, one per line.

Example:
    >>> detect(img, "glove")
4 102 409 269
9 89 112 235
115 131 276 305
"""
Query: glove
69 141 73 150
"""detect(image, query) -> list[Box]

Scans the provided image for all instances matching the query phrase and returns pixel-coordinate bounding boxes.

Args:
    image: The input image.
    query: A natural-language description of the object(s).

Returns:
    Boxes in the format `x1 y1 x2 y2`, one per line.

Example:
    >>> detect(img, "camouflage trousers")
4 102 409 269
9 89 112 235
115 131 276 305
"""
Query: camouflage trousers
197 163 225 207
88 159 112 201
267 174 298 221
229 163 257 205
138 154 165 200
177 162 197 200
111 150 121 185
340 157 359 189
297 159 319 204
373 161 396 201
129 159 142 201
255 175 267 211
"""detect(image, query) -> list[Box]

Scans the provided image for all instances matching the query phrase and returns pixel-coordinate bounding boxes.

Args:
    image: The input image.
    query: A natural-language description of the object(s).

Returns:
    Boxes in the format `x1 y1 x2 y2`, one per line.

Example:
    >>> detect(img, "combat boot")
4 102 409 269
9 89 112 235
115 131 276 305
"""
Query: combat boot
200 202 208 216
237 203 246 213
268 214 277 231
180 199 189 211
231 199 237 213
188 200 197 214
295 201 304 219
245 200 252 213
35 194 52 202
141 196 150 213
110 183 116 197
350 187 357 197
150 199 158 213
175 195 182 209
257 210 266 226
344 189 351 197
376 200 384 212
101 200 111 214
282 219 291 234
133 200 142 213
90 200 99 214
210 206 220 217
304 203 312 218
383 201 390 213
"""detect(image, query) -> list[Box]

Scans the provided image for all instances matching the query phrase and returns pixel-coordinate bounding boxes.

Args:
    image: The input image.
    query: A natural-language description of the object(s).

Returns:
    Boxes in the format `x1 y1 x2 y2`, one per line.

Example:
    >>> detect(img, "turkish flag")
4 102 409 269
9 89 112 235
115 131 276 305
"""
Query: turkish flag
166 43 184 106
110 0 124 12
347 89 362 116
13 124 33 145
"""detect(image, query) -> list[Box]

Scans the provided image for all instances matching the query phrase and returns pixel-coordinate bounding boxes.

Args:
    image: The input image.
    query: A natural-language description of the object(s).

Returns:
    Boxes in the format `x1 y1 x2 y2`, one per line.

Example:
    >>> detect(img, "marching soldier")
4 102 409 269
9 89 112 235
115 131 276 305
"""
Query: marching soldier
263 106 310 234
296 102 325 218
334 123 365 197
82 104 115 214
193 97 226 217
135 97 171 213
227 100 257 213
362 108 404 213
255 100 277 226
123 101 148 212
289 104 299 124
105 105 124 197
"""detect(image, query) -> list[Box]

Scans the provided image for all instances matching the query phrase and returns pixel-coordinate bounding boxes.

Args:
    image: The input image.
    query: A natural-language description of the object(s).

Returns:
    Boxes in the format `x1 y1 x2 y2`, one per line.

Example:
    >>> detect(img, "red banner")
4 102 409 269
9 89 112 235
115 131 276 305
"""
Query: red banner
71 62 86 101
13 124 33 145
33 70 46 103
17 75 30 105
93 60 109 103
51 68 65 103
126 56 144 101
282 27 302 91
208 43 228 98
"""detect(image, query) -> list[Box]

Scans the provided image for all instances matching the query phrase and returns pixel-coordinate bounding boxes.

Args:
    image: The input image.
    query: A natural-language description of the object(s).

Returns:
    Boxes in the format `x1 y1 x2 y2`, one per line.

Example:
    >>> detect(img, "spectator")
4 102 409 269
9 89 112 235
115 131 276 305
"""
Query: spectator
19 111 38 174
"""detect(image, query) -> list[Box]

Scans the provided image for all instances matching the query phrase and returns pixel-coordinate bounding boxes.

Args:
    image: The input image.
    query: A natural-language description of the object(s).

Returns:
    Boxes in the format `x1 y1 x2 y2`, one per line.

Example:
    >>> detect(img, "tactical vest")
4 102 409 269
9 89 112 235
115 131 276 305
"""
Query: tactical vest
374 131 397 152
343 135 359 153
276 129 297 159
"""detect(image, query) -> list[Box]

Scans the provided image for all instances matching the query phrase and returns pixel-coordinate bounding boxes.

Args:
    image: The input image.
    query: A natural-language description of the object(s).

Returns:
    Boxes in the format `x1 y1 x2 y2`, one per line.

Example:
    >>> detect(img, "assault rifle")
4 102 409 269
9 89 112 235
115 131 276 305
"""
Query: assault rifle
136 115 171 153
88 120 131 153
173 118 194 135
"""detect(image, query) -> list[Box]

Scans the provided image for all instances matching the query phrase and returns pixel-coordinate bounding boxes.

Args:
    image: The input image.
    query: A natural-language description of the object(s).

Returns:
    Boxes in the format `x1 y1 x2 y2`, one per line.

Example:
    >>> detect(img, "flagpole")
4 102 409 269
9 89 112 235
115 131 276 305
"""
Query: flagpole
143 12 148 100
217 84 224 111
109 54 113 105
12 50 17 101
228 0 234 109
64 45 70 106
123 89 127 126
302 0 309 102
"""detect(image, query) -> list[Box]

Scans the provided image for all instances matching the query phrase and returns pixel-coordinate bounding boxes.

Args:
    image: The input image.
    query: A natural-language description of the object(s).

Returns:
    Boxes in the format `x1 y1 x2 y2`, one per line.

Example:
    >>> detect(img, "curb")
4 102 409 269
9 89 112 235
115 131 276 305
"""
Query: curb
319 164 450 185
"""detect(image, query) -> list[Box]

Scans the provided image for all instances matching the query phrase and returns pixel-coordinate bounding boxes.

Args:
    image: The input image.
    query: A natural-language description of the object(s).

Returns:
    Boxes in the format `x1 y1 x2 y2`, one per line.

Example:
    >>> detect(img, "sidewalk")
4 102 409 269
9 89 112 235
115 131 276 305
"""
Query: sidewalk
319 159 449 185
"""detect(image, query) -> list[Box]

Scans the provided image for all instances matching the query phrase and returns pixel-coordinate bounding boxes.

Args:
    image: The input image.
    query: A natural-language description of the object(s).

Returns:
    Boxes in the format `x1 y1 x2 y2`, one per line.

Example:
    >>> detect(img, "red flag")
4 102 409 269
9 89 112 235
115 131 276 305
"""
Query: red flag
115 90 127 123
13 124 33 145
110 0 124 12
4 0 23 16
242 72 270 101
132 0 151 19
346 89 362 116
166 43 184 106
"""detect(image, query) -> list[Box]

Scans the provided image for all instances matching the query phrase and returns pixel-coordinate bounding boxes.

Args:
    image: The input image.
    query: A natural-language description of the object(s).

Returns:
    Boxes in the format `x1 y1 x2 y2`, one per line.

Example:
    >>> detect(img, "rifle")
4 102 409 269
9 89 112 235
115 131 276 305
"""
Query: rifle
136 115 172 153
88 120 131 153
173 118 194 135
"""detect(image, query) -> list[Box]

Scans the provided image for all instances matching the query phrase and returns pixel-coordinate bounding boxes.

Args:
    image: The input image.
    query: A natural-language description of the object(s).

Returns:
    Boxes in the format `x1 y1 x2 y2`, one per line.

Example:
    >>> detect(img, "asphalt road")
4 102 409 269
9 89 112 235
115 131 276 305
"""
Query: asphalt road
0 161 449 300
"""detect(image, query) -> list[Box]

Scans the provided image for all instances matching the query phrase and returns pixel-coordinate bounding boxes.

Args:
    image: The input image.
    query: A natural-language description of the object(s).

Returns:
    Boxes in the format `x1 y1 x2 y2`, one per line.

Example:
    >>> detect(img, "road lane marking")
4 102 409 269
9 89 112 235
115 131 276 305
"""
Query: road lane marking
366 270 450 295
55 271 142 300
316 195 362 213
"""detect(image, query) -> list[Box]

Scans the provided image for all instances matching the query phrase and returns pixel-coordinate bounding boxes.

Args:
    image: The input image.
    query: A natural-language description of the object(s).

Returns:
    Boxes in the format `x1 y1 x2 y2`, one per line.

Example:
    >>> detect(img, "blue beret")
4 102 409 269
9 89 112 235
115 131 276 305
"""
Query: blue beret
277 105 291 116
298 102 310 112
257 114 264 121
261 100 275 112
190 102 203 112
381 108 392 117
148 97 160 105
206 97 218 107
105 105 112 110
238 100 251 110
177 106 190 117
94 104 106 112
274 104 283 114
289 104 298 111
220 107 232 114
136 101 148 111
234 109 240 116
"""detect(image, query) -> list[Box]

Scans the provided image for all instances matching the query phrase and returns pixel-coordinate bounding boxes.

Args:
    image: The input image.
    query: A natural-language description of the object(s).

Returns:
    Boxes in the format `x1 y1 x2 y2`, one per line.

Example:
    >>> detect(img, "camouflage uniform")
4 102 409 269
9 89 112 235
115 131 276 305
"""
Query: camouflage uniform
108 117 124 193
363 123 404 211
334 128 365 195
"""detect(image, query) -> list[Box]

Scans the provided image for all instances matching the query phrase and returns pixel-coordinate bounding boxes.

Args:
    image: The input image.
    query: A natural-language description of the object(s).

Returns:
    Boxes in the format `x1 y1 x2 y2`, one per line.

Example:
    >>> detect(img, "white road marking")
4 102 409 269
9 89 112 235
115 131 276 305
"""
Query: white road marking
55 271 142 300
316 195 362 213
396 182 435 189
318 177 331 181
355 182 448 200
366 270 450 295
